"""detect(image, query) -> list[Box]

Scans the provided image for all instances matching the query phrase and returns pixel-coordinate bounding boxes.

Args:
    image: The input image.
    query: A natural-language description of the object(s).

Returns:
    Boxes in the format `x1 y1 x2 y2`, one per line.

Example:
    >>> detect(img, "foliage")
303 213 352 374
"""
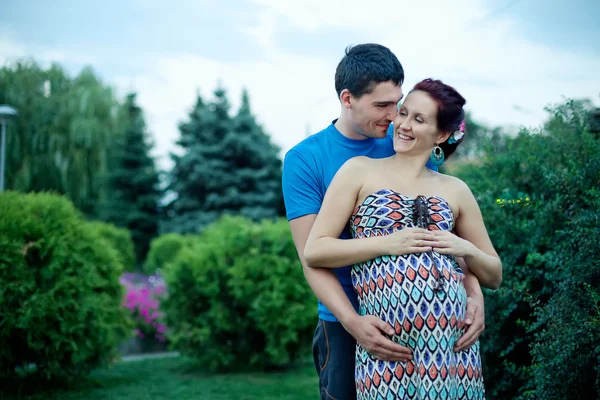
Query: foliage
453 99 600 399
163 87 284 234
87 220 136 272
162 216 314 371
100 93 162 264
527 190 600 400
449 111 509 162
143 232 192 275
0 191 129 386
0 59 119 217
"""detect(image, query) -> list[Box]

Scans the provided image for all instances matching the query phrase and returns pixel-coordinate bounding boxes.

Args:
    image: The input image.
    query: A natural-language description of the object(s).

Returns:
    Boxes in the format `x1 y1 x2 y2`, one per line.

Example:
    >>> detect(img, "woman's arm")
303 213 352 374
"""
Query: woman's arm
304 157 386 268
304 157 436 268
435 179 502 289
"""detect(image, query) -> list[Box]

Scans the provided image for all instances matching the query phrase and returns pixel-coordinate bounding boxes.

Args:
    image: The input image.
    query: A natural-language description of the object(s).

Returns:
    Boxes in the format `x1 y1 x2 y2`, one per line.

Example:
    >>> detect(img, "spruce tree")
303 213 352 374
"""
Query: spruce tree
102 93 161 265
226 88 284 220
164 86 283 234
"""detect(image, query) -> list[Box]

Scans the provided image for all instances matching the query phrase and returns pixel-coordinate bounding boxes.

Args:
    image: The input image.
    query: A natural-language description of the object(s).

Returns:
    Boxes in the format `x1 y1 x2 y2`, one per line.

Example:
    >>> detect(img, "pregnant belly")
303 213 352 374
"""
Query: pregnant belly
352 254 467 349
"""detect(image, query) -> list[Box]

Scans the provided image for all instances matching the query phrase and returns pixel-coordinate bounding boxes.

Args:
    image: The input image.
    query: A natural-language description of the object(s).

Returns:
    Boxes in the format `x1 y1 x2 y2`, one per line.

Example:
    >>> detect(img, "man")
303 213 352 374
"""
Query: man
282 43 485 400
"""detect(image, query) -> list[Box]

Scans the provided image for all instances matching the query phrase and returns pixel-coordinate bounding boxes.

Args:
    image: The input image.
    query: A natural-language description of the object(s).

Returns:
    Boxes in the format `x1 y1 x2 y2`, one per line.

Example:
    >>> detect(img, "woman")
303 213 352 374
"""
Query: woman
304 78 501 399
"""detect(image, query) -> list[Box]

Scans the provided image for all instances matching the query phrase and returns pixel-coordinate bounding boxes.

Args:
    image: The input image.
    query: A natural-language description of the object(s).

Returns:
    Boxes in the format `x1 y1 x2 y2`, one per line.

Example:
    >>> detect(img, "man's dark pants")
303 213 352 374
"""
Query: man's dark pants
312 319 357 400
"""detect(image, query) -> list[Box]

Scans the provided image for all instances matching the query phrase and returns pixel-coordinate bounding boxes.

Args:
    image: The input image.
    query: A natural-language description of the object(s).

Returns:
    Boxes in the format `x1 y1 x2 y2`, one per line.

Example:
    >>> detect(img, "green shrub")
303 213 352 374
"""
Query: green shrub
0 191 129 384
528 190 600 400
87 220 136 272
143 232 190 275
163 216 314 371
453 99 600 399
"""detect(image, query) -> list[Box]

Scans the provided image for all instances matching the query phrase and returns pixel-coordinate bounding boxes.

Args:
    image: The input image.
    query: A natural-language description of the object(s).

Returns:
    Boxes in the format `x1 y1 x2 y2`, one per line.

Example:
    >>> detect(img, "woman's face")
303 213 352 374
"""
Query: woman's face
393 90 449 155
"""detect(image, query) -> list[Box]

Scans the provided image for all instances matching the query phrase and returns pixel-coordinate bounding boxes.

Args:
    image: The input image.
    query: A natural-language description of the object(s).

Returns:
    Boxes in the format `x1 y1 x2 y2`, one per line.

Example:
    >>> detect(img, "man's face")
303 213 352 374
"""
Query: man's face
349 81 403 139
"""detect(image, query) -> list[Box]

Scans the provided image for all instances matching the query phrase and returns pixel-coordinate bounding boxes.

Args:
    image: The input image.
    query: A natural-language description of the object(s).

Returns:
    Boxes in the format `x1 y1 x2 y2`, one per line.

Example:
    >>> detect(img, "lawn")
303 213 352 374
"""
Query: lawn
10 355 319 400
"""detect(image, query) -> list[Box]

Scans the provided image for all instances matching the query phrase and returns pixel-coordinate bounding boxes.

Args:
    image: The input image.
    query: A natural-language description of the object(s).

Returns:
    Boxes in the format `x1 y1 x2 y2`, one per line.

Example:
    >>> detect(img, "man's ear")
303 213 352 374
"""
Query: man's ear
340 89 352 109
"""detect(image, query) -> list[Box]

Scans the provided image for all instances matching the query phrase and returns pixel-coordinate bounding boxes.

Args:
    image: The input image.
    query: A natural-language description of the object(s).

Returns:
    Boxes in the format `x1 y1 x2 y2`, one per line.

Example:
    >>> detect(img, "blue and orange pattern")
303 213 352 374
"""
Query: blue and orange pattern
350 188 485 400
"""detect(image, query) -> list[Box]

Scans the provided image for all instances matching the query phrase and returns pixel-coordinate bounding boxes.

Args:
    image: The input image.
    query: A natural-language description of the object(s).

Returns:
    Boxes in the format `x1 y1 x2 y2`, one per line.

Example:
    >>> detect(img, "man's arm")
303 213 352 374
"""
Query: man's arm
290 215 361 324
289 214 412 361
282 149 411 361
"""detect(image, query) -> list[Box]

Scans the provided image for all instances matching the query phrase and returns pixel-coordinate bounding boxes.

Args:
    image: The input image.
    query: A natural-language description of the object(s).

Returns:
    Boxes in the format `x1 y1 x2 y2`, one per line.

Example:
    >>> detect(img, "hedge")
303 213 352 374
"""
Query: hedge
0 191 129 384
162 216 314 370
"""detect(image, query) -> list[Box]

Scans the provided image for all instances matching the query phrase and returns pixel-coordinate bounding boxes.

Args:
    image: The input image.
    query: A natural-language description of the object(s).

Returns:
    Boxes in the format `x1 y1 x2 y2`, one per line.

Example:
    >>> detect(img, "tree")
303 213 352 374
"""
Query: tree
162 91 212 234
163 85 283 234
450 112 507 161
453 98 600 399
588 107 600 136
226 88 284 219
0 59 118 217
100 93 161 264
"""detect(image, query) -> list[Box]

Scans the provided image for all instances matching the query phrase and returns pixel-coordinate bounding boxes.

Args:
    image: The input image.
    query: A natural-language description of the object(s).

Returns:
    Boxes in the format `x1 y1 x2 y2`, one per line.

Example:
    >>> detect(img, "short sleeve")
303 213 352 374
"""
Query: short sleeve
282 150 323 221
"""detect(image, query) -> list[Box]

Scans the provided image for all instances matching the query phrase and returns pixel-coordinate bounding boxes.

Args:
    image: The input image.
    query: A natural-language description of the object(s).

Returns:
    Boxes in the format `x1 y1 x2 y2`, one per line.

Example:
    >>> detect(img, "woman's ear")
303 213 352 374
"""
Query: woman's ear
436 131 452 145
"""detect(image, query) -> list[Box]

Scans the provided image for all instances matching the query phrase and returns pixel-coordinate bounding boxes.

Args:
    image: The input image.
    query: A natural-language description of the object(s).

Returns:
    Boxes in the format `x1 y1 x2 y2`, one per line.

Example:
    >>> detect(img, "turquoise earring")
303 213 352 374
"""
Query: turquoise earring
430 146 445 166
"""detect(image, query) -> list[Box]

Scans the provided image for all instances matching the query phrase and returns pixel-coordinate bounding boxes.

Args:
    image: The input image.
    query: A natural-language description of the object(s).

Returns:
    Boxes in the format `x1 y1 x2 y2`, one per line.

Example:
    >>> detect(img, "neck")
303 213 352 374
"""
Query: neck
334 111 369 141
389 152 433 180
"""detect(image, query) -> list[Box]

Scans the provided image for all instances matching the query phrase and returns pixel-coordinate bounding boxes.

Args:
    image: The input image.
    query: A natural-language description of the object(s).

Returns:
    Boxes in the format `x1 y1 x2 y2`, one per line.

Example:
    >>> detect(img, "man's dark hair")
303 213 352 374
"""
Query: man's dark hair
334 43 404 98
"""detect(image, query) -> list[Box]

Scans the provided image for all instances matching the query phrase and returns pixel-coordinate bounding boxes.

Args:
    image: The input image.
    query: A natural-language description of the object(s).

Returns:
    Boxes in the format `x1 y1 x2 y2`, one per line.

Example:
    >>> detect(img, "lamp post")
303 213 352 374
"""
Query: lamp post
0 104 18 192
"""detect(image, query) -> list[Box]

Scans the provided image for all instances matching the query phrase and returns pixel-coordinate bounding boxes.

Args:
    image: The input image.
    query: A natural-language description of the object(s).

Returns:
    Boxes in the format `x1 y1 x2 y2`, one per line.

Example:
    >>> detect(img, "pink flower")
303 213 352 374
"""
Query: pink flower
121 272 169 342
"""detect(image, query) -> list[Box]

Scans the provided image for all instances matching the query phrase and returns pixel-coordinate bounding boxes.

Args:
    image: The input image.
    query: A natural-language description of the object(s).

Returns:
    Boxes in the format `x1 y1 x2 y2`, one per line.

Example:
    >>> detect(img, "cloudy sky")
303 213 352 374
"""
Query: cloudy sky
2 0 599 170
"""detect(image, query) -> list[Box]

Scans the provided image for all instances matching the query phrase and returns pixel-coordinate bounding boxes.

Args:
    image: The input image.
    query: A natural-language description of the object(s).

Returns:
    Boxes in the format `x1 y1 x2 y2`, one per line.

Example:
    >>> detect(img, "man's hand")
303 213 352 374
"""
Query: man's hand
454 296 485 351
342 314 413 362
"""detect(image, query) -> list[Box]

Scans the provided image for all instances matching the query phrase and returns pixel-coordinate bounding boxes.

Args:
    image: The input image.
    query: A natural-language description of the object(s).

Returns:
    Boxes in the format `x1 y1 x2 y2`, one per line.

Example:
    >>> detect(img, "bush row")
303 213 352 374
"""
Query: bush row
161 215 315 371
0 191 130 384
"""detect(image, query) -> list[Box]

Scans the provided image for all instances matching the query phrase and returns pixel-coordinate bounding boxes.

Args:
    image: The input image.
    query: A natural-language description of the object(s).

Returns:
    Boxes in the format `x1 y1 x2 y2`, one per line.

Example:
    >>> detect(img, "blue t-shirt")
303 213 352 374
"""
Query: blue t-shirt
282 119 438 322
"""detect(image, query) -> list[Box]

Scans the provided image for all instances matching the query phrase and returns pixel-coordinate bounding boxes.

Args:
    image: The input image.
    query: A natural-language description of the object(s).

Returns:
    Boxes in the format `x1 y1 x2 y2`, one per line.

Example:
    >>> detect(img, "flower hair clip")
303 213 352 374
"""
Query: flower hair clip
448 121 466 144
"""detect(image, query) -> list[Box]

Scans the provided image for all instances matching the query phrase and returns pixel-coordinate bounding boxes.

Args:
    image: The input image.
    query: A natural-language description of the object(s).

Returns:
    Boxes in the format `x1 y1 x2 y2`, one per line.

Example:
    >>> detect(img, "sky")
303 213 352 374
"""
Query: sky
2 0 599 170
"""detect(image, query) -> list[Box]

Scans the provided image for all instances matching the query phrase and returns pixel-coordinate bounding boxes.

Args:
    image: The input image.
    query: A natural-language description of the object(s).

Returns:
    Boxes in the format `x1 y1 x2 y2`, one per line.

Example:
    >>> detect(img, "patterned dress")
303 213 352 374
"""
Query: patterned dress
350 189 485 400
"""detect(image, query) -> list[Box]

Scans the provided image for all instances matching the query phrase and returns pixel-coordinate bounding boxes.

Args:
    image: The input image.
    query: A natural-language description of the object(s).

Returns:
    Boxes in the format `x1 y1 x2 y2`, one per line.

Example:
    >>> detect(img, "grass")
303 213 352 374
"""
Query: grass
4 356 319 400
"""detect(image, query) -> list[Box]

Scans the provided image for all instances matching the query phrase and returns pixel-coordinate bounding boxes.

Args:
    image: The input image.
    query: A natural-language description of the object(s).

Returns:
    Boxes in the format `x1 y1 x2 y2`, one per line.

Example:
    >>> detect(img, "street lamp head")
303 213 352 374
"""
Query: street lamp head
0 105 18 120
0 104 17 192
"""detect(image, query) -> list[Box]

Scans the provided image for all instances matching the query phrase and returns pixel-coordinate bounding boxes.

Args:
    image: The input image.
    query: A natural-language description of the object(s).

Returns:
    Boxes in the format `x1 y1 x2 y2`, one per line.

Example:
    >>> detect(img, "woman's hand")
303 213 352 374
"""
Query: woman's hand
431 230 475 257
381 228 438 256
